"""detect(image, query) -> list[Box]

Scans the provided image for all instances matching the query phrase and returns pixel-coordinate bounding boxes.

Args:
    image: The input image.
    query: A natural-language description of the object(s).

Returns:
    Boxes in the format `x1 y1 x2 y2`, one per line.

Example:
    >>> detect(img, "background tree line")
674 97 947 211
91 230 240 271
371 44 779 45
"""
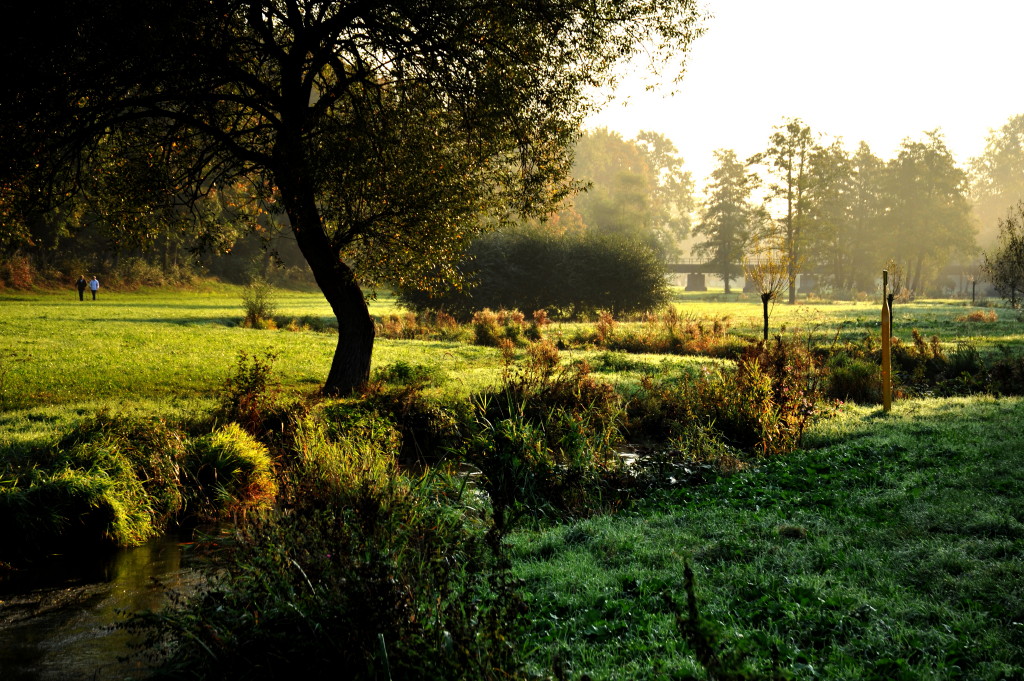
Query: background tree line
4 109 1024 306
694 115 1024 300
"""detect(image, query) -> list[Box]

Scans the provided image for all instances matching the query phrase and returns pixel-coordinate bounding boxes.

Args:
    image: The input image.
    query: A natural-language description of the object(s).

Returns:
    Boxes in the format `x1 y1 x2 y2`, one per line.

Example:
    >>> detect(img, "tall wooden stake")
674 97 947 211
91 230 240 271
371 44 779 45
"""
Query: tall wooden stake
882 270 892 413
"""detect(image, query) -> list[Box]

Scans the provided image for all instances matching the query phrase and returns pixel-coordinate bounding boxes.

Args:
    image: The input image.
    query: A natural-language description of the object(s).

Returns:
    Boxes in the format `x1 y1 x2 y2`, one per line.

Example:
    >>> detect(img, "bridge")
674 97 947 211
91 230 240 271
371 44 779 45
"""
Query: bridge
665 258 805 292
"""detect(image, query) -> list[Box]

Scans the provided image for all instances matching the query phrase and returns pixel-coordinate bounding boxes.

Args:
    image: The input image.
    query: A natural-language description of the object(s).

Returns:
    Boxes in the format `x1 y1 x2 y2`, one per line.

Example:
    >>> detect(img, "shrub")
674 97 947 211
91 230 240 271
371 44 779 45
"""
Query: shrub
397 229 668 320
360 388 467 466
467 350 625 525
471 308 527 347
107 256 167 289
0 254 35 289
241 277 278 327
626 339 825 457
955 310 998 323
989 347 1024 395
214 351 281 435
370 360 448 389
825 353 881 404
983 201 1024 308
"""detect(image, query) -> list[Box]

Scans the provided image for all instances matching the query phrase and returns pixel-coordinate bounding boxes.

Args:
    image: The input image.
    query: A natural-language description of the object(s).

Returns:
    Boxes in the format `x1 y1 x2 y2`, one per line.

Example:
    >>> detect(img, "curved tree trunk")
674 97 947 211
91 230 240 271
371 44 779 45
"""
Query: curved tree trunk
278 167 375 396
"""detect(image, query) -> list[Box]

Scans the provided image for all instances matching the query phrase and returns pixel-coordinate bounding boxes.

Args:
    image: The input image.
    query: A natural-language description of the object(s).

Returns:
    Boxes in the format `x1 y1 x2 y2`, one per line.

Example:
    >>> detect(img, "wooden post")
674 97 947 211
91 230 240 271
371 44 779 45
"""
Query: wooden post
882 270 892 413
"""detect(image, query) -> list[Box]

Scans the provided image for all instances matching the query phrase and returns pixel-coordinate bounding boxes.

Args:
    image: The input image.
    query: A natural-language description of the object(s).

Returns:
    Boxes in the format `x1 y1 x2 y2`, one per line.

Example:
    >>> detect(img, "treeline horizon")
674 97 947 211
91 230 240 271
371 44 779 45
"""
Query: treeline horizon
2 114 1022 300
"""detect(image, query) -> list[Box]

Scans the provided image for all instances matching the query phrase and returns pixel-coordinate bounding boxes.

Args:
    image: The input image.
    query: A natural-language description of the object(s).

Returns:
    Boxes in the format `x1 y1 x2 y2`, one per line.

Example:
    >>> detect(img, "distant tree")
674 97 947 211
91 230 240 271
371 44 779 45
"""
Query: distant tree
803 139 855 292
751 118 816 304
0 0 705 395
636 130 697 253
693 149 763 293
846 143 889 293
983 202 1024 308
885 131 976 294
970 114 1024 249
572 128 695 257
744 239 789 341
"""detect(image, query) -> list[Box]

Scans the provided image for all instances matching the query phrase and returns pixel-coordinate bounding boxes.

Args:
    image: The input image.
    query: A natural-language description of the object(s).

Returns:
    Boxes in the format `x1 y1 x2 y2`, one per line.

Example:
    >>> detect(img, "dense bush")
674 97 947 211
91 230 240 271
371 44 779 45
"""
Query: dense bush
397 229 668 320
466 344 628 525
240 276 278 328
133 405 524 681
213 350 285 436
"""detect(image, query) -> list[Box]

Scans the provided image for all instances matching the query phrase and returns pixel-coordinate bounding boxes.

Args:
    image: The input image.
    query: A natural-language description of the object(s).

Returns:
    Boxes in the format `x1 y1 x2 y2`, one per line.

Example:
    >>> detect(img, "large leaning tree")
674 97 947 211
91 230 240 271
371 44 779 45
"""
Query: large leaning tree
0 0 704 394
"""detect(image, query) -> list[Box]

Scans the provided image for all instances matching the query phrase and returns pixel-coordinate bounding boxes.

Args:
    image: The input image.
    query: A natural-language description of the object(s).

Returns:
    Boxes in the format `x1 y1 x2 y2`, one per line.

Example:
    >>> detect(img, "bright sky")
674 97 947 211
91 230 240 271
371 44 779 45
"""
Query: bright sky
587 0 1024 187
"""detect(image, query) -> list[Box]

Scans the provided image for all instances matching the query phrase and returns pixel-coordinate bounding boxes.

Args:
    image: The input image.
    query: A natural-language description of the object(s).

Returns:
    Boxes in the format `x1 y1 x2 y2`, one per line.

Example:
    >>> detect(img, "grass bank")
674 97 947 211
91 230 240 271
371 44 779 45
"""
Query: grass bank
511 396 1024 679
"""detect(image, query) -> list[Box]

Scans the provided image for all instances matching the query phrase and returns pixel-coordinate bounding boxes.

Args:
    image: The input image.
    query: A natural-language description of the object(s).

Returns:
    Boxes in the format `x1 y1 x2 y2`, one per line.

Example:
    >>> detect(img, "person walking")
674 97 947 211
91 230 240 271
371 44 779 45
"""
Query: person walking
89 276 100 300
76 275 87 301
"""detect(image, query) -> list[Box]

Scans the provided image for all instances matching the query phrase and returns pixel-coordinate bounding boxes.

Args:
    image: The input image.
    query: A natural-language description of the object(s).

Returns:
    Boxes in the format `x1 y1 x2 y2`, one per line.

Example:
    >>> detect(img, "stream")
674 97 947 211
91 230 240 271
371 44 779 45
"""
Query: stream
0 536 203 681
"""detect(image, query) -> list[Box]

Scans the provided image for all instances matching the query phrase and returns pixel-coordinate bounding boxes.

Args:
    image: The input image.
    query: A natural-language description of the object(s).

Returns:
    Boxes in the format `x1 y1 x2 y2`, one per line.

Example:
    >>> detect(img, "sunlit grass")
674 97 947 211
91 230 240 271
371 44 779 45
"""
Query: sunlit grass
511 395 1024 679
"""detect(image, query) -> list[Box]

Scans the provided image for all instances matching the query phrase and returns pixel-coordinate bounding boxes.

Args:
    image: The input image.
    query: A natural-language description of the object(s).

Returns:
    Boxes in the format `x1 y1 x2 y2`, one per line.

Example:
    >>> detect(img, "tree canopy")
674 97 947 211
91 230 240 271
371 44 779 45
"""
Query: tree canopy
571 128 695 257
0 0 704 394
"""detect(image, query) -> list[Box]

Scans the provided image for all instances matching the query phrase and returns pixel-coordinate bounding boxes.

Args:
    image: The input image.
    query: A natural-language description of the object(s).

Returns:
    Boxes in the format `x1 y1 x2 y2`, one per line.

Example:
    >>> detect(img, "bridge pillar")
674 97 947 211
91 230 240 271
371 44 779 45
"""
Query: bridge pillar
798 274 817 294
685 272 707 291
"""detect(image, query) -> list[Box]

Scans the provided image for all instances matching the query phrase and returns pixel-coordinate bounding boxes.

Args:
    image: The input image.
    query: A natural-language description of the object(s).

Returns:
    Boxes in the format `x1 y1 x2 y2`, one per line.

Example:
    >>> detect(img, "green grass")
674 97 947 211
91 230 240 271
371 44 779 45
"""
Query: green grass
3 286 1023 677
510 396 1024 679
0 287 503 412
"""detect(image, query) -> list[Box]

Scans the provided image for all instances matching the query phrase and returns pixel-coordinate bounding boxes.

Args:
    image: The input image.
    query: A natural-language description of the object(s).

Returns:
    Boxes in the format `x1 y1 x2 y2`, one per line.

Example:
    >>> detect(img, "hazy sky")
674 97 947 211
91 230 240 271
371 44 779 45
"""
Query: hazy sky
586 0 1024 186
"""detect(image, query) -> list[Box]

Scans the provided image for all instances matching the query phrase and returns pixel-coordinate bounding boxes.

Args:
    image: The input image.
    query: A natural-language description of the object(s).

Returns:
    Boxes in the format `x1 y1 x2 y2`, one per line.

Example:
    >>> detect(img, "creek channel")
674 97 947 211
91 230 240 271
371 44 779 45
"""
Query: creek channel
0 536 207 680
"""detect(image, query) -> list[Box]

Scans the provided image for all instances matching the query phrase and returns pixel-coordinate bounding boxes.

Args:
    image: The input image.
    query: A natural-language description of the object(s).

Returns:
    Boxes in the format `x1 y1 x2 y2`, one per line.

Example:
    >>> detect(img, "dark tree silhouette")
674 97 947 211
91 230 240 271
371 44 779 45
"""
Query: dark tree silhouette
0 0 704 394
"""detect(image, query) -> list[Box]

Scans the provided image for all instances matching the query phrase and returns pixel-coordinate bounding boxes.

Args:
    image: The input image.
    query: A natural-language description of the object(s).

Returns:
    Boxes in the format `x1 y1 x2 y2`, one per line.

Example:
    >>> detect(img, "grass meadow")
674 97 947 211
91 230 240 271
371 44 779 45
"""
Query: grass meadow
1 284 1022 679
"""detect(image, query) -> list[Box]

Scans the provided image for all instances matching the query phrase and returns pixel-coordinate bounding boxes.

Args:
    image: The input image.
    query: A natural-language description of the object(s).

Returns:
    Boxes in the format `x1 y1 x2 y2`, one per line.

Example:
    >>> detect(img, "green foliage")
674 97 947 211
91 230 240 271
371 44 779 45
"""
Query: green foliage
57 413 187 525
970 114 1024 249
184 423 277 520
214 350 282 435
398 229 669 320
240 277 278 328
0 468 125 557
361 387 468 467
572 128 695 256
626 338 824 457
983 201 1024 307
467 348 626 526
0 414 188 560
693 149 760 292
370 360 448 389
511 397 1024 680
824 352 881 404
134 406 524 681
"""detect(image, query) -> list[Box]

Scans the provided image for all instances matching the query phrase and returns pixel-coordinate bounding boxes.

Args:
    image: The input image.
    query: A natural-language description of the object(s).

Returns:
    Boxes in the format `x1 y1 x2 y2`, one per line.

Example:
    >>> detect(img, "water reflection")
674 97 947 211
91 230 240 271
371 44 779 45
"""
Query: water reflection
0 537 198 681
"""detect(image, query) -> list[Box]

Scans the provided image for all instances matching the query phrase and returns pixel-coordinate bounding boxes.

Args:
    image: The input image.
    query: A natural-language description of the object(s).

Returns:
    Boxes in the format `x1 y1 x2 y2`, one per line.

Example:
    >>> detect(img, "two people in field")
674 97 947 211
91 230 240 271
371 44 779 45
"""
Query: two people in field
76 275 100 301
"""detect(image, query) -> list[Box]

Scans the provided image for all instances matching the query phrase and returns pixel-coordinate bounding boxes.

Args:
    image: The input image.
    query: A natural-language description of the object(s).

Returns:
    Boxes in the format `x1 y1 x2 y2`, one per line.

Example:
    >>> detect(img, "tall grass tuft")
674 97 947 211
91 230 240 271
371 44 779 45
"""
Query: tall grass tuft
184 423 277 520
468 344 626 527
0 414 191 559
